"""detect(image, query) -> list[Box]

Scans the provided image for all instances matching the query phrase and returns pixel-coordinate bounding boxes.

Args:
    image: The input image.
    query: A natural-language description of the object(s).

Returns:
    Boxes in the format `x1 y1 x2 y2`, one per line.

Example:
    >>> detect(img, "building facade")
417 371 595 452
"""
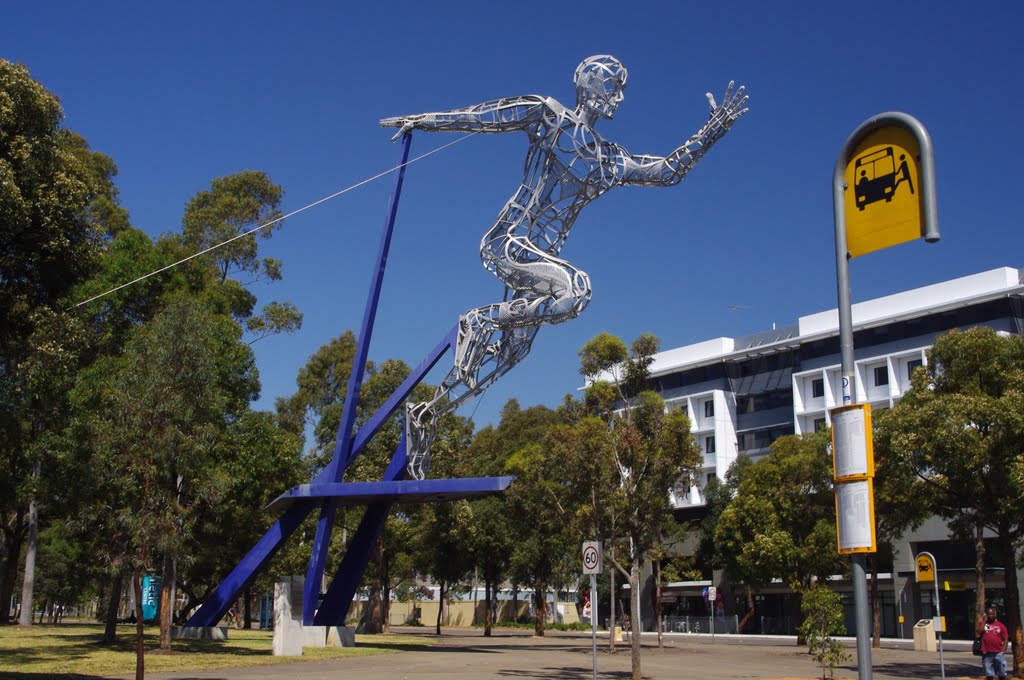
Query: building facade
632 266 1024 639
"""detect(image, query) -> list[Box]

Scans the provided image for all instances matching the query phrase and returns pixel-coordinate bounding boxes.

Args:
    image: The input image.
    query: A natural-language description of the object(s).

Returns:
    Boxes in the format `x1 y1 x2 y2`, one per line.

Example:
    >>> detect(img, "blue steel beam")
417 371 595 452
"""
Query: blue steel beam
268 476 515 512
183 325 453 629
185 500 313 628
305 133 413 624
312 437 407 626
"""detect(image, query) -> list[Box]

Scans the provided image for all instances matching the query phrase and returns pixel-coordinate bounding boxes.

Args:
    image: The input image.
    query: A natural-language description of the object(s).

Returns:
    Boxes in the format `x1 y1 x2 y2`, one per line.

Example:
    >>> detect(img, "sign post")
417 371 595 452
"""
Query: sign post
708 586 717 641
832 111 939 680
915 551 946 680
582 541 603 680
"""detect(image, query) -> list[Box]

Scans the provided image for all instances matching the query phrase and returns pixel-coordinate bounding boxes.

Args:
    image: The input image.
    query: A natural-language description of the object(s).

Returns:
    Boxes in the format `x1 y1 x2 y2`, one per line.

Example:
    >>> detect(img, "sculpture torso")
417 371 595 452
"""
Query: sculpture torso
487 98 623 265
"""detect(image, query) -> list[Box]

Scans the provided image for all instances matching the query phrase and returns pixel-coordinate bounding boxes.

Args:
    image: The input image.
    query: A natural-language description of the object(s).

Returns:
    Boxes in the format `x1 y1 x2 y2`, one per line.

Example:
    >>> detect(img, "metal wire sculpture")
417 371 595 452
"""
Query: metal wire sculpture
381 55 748 480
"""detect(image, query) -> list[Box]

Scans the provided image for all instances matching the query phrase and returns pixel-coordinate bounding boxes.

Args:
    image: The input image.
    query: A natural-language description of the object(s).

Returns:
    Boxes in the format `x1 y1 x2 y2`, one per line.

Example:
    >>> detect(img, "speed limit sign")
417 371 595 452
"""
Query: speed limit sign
582 541 603 574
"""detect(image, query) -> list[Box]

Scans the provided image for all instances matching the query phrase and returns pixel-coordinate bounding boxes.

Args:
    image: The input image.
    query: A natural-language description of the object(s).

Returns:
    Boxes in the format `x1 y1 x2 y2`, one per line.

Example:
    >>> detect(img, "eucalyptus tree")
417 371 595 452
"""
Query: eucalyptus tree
465 399 563 634
0 59 129 624
182 171 300 342
870 408 933 647
97 298 257 657
178 410 305 627
882 327 1024 676
714 431 846 624
552 332 701 680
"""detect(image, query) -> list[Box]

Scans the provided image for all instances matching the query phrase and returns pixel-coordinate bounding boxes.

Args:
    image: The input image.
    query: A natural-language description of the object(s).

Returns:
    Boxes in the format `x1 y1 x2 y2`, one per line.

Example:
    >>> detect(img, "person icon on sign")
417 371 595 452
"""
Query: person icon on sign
894 153 915 195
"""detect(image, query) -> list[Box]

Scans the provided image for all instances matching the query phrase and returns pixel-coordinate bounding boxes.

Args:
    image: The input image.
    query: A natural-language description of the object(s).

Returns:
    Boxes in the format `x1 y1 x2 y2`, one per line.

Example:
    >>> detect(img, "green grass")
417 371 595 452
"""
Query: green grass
0 622 436 678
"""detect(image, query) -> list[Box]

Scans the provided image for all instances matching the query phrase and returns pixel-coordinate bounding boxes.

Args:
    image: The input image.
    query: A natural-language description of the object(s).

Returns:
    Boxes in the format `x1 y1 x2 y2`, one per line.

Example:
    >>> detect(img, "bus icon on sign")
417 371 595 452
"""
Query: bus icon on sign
854 146 915 210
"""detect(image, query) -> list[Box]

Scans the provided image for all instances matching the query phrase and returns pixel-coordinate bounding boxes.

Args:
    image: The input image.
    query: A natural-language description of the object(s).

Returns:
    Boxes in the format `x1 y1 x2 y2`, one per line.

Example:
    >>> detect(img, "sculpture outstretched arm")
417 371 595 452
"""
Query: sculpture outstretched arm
618 81 748 186
380 95 548 140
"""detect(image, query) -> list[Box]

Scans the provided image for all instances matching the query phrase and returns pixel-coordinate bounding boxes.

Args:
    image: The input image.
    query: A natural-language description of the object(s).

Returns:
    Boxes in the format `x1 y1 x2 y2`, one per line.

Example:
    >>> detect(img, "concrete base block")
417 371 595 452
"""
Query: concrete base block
327 625 355 647
272 576 304 657
302 625 327 648
172 626 228 641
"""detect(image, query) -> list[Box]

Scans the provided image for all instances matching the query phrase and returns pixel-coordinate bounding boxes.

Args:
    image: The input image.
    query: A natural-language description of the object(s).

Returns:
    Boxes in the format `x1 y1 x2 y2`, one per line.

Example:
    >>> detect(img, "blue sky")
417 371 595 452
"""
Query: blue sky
5 2 1023 431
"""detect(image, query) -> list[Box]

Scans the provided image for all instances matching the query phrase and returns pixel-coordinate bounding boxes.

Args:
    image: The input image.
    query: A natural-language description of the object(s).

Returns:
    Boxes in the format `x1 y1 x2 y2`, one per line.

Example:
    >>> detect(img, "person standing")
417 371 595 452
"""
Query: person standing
977 607 1010 680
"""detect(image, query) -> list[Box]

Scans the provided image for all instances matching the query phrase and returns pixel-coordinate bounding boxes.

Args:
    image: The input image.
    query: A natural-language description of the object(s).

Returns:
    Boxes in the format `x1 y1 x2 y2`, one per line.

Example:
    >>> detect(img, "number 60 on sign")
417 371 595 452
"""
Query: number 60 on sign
582 541 603 575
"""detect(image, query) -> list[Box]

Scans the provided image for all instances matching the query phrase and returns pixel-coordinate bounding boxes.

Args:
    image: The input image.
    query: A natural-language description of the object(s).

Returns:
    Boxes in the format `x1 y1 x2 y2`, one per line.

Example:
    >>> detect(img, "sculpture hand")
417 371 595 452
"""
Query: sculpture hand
379 116 416 141
704 81 749 132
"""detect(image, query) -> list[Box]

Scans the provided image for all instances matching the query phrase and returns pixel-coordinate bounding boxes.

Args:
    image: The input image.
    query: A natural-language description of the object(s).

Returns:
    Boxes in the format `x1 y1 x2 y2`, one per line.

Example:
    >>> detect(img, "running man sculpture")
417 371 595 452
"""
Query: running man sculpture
381 55 748 480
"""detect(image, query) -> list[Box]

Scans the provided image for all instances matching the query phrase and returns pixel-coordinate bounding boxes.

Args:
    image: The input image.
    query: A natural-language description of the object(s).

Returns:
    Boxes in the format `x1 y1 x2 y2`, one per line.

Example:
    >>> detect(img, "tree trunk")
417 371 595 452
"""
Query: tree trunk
974 522 987 630
533 577 546 637
243 586 252 629
159 555 175 650
0 510 26 624
381 549 391 634
435 580 446 636
484 577 493 637
103 572 122 644
133 567 145 680
609 560 617 652
366 536 385 639
738 585 755 632
629 563 642 680
364 538 384 634
870 556 881 648
998 529 1023 677
18 460 41 626
654 558 663 650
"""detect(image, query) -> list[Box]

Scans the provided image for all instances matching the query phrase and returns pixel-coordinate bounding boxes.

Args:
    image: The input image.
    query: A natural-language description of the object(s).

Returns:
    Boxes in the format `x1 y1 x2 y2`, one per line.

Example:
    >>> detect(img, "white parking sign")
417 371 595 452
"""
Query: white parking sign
582 541 602 574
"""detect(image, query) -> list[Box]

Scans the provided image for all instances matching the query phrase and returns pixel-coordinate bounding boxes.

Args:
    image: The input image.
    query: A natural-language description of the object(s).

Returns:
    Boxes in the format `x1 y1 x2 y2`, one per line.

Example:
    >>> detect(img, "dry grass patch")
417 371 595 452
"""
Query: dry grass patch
0 622 434 678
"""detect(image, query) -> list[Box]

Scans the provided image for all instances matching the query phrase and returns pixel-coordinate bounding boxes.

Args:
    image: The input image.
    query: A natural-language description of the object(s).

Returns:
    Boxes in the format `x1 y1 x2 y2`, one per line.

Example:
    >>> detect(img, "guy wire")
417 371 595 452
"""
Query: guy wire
71 131 481 310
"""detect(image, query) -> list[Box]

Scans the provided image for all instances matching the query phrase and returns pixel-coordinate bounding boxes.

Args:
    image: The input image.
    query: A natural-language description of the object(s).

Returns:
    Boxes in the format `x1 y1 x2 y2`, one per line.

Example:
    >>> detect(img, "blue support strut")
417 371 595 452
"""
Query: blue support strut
185 323 454 629
313 436 408 626
304 133 413 624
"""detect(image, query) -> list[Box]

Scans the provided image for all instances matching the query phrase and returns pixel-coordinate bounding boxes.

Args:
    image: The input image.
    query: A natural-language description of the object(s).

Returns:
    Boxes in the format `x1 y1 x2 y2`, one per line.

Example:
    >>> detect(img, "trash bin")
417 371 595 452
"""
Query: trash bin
913 619 936 652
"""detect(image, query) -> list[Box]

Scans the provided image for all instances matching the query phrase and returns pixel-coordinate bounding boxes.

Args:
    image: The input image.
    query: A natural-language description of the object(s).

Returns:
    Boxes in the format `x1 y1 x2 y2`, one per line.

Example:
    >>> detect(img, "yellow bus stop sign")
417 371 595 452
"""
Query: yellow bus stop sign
916 553 935 582
844 126 924 258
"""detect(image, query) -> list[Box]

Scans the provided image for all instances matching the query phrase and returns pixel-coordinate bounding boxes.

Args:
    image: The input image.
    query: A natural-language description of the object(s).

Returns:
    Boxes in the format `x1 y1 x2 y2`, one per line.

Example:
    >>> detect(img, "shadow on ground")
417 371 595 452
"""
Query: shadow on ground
854 659 981 679
497 667 632 679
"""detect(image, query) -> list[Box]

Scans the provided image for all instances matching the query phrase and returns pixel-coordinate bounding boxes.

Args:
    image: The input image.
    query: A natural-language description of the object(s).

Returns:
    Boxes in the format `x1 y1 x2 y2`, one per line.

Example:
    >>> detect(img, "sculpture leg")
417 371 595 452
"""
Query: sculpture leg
406 322 538 480
404 225 592 480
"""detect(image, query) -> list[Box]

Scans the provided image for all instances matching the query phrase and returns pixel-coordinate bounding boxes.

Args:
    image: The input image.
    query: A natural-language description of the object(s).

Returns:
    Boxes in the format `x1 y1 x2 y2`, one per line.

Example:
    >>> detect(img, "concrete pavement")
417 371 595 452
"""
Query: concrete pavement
116 627 995 680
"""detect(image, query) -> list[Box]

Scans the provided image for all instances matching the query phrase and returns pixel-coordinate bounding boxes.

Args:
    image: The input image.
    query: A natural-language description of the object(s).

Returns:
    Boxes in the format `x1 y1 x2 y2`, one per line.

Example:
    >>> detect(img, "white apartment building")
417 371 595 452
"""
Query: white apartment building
625 266 1024 638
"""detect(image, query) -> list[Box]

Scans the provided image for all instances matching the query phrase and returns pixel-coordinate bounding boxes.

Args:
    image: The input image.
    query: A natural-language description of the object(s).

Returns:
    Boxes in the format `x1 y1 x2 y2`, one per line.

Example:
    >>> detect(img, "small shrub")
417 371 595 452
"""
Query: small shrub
798 584 851 680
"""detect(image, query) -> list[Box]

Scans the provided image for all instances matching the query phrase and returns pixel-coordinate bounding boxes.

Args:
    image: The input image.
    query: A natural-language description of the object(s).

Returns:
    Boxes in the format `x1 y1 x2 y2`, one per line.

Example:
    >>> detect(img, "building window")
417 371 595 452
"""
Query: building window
706 472 717 485
811 378 824 399
874 365 889 387
814 417 827 432
704 400 715 418
907 358 923 381
705 435 716 454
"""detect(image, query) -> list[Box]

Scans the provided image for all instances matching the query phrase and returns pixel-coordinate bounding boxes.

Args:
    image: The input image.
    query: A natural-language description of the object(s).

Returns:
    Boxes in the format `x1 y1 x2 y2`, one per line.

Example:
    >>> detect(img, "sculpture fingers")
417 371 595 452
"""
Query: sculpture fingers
706 91 718 111
390 123 414 143
730 93 750 116
720 80 736 105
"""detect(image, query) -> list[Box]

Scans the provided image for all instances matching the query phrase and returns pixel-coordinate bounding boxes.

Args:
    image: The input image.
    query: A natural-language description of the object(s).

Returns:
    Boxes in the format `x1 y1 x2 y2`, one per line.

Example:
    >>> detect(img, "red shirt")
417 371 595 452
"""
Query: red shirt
980 620 1008 653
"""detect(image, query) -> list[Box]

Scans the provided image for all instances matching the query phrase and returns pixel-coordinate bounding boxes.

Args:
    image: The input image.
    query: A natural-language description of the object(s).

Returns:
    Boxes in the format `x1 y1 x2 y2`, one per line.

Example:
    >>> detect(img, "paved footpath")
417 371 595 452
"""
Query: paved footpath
121 628 996 680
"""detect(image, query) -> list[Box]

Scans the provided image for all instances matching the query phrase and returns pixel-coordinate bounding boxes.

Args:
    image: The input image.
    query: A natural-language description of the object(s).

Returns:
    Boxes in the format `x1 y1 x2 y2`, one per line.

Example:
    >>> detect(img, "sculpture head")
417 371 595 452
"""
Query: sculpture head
574 55 627 120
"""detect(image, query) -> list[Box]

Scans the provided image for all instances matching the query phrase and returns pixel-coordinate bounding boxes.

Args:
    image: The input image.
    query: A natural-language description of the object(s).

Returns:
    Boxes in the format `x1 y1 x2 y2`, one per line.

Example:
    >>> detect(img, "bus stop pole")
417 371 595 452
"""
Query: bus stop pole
833 152 873 680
